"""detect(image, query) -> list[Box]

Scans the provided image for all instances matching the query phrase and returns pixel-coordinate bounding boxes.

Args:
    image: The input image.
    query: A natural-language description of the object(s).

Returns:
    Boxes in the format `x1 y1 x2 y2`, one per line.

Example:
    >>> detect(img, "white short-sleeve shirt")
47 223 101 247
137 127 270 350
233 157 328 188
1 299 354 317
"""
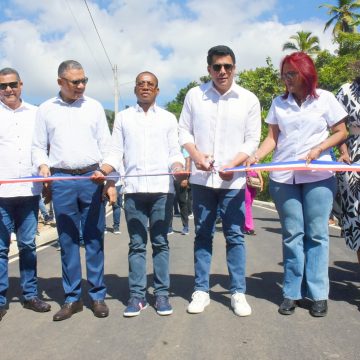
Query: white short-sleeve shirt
266 89 347 184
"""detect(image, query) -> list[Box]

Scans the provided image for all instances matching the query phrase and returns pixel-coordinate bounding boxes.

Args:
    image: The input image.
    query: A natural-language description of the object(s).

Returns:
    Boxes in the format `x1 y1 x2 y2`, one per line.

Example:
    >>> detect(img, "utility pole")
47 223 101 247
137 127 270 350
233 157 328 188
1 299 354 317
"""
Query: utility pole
113 64 119 115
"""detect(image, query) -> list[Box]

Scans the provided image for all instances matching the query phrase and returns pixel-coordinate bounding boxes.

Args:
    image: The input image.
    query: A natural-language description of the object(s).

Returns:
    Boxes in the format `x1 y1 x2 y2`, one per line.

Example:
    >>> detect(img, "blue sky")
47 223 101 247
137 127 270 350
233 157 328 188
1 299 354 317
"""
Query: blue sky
0 0 353 111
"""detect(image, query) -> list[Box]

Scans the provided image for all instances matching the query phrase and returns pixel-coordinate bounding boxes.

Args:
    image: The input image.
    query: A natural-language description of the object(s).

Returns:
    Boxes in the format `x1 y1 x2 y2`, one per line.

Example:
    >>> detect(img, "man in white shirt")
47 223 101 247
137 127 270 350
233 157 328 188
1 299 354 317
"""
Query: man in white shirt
32 60 115 321
0 67 51 322
94 71 185 317
179 45 261 316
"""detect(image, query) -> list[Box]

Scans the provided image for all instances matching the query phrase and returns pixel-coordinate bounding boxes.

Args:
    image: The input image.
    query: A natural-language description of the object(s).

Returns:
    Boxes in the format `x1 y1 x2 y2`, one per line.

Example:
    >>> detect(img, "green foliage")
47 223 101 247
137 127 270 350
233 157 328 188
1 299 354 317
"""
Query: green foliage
237 58 283 111
105 109 115 131
165 81 199 119
282 31 321 55
320 0 360 35
336 31 360 55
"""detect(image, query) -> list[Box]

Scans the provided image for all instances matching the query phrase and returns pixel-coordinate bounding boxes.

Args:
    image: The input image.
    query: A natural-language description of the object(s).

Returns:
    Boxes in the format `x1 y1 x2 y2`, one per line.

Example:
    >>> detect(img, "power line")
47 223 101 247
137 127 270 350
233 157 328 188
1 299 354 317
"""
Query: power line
83 0 113 71
64 0 112 91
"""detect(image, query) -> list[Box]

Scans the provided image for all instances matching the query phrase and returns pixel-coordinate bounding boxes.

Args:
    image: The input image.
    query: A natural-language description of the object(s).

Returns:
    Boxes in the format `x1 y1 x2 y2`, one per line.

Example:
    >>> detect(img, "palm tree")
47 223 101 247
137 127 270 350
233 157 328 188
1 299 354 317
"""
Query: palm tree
282 31 321 55
320 0 360 35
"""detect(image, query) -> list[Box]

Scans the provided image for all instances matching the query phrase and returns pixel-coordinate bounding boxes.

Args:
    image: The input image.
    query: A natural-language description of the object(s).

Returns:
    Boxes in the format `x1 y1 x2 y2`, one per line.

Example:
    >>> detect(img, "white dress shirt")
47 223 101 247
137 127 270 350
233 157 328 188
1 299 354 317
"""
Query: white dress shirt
178 81 261 189
0 100 42 198
266 89 348 184
32 95 111 169
104 103 184 194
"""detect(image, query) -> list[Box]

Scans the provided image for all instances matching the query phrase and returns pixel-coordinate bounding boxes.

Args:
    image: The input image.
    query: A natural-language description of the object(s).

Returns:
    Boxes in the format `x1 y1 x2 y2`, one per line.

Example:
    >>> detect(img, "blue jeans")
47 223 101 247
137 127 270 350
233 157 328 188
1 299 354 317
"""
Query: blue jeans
269 177 336 301
112 185 122 229
51 171 106 303
39 196 49 219
124 193 173 298
191 184 246 294
0 195 40 306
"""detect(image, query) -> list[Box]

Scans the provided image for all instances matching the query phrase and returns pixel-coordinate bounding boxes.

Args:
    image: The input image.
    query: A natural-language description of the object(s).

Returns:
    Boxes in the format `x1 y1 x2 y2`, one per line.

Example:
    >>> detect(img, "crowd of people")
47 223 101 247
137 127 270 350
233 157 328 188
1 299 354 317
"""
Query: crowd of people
0 45 359 324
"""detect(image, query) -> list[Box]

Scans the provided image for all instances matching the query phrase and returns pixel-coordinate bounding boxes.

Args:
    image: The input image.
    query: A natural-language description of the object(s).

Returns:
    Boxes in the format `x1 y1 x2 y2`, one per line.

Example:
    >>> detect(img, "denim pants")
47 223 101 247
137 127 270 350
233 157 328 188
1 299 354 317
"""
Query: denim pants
51 171 106 303
269 177 336 301
191 184 246 294
124 193 173 298
0 195 40 306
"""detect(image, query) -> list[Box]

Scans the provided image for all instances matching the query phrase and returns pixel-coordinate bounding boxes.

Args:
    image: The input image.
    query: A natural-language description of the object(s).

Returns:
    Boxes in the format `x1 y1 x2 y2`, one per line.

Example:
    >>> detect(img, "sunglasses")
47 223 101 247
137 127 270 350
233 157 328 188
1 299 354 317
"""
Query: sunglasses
61 77 88 86
281 71 299 81
136 80 157 89
0 81 19 90
211 63 234 72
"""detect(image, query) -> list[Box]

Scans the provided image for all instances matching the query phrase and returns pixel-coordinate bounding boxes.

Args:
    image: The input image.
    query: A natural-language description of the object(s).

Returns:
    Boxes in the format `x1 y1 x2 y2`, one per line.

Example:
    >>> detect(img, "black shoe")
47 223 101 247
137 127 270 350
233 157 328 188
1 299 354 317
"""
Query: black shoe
0 307 7 321
310 300 328 317
278 298 298 315
53 300 83 321
244 230 256 235
23 297 51 312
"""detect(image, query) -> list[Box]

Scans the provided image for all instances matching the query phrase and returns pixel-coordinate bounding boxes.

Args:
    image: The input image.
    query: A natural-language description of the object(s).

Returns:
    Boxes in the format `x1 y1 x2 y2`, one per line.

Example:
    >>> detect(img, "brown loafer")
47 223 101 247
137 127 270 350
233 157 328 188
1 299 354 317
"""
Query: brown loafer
53 300 83 321
91 300 109 318
23 297 51 312
0 307 7 321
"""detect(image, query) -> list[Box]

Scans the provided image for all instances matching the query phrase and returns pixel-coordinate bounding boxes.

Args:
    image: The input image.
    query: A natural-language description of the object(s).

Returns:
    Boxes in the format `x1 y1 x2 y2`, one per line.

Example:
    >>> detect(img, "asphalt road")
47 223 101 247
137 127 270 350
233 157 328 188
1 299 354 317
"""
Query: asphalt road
1 204 359 360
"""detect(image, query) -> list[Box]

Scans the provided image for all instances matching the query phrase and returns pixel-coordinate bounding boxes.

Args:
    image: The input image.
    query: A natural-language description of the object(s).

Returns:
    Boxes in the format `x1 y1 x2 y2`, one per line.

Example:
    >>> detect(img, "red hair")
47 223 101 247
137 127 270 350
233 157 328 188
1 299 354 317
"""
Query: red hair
281 52 318 99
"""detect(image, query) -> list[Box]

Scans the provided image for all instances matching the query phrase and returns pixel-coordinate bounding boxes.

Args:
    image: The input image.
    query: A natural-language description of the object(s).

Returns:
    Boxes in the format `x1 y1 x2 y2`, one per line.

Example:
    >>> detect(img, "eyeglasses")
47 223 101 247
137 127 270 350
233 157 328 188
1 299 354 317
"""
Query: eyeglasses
136 80 157 89
281 71 299 81
211 63 234 72
0 81 19 90
61 77 88 86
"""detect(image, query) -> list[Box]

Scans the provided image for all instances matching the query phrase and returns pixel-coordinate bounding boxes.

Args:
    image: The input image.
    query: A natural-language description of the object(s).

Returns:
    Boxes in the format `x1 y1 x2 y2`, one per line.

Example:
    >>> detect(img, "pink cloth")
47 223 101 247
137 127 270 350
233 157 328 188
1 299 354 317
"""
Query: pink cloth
244 170 258 231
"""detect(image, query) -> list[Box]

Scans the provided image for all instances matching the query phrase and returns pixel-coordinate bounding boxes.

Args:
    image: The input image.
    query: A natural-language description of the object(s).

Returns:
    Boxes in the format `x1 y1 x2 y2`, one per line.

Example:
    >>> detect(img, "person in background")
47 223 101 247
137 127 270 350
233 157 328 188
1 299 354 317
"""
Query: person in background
247 52 347 317
0 67 51 322
94 71 185 317
244 170 263 235
336 61 360 264
32 60 115 321
179 45 261 317
173 147 192 235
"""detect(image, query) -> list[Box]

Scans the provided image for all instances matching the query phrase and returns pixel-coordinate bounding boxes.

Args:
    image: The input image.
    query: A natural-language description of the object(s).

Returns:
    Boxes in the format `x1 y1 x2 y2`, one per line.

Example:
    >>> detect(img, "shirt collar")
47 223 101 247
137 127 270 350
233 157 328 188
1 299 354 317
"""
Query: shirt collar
203 80 239 97
135 102 157 113
55 92 85 105
0 99 28 111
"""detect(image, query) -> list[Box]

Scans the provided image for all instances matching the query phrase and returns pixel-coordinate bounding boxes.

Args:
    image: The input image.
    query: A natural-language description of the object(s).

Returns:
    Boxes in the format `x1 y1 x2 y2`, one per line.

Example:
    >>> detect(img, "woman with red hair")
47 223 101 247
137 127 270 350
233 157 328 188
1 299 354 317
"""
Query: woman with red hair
247 52 348 317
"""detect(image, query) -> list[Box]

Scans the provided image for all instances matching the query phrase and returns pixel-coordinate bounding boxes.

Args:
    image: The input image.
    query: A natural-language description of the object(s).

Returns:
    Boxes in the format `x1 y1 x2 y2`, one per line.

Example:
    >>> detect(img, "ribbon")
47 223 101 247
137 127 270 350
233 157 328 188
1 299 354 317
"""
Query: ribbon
224 160 360 173
0 172 191 185
0 161 358 184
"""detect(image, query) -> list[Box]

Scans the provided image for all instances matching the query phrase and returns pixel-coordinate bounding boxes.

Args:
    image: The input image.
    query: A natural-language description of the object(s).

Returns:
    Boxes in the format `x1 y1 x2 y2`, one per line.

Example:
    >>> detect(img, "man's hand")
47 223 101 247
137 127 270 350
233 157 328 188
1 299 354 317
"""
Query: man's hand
193 151 213 171
103 181 117 205
218 165 234 181
39 164 51 178
91 170 106 184
172 165 188 182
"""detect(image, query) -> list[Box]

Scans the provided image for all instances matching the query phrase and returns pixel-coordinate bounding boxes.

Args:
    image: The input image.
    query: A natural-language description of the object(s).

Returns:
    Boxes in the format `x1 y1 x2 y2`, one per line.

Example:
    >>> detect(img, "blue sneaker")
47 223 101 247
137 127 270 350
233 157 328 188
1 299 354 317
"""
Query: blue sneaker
155 295 173 316
181 226 189 235
123 297 148 317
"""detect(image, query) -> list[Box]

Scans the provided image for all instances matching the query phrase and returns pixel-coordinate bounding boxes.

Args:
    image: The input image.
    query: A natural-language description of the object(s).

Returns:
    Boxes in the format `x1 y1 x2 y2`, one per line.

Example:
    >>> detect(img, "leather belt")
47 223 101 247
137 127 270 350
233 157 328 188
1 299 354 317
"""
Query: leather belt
50 163 99 175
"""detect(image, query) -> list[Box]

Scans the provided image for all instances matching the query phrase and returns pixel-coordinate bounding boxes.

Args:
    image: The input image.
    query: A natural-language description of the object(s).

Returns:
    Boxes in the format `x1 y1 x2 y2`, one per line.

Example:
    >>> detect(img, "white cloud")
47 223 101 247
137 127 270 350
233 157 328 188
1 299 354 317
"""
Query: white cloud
0 0 335 109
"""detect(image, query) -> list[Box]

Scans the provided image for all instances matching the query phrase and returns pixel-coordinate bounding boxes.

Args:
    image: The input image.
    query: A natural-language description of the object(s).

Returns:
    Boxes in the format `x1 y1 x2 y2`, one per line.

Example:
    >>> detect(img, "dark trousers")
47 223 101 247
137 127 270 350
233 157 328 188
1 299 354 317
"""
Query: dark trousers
174 181 190 227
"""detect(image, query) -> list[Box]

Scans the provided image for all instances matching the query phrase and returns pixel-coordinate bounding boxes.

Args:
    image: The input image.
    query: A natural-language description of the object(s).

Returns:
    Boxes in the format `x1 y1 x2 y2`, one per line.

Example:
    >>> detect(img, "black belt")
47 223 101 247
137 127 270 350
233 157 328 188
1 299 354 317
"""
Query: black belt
50 163 99 175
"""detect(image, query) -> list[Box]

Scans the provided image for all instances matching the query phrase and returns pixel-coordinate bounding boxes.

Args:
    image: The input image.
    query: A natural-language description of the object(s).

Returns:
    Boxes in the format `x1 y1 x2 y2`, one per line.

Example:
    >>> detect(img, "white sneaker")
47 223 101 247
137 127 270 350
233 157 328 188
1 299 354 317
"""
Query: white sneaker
231 292 252 316
187 291 210 313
